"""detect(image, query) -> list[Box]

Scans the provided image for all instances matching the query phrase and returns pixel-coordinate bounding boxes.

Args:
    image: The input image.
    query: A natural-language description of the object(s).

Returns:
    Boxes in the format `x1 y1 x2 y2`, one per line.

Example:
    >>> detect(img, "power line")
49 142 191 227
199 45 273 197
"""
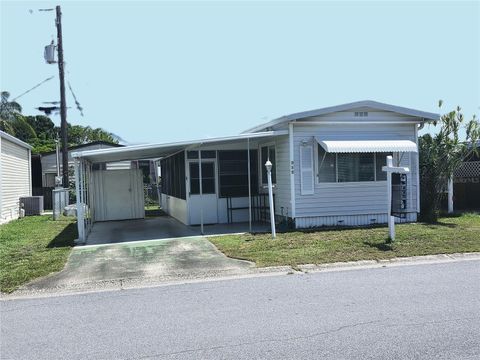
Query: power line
12 76 55 101
67 81 84 117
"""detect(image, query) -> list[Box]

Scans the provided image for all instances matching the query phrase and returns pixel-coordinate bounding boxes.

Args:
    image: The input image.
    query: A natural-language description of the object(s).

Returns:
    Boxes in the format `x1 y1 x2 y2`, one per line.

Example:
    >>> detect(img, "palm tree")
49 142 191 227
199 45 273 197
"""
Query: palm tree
0 91 22 135
0 91 37 143
0 91 22 120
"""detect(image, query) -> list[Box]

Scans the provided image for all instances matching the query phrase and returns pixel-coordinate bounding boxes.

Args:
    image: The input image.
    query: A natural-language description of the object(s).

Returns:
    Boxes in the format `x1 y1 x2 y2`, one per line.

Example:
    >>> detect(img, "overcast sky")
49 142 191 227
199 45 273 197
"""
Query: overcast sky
1 1 479 144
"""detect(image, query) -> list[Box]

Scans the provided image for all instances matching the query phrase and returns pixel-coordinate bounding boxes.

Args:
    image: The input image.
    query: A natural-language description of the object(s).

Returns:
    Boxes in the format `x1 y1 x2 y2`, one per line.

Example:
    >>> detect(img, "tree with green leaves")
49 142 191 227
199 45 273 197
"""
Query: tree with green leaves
419 101 479 222
1 90 120 153
0 91 22 121
0 91 38 142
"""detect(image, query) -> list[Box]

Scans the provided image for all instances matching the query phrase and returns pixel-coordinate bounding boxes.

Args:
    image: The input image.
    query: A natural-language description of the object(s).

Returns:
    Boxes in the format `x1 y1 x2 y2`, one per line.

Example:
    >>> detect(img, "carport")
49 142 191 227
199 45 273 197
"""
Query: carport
72 131 284 243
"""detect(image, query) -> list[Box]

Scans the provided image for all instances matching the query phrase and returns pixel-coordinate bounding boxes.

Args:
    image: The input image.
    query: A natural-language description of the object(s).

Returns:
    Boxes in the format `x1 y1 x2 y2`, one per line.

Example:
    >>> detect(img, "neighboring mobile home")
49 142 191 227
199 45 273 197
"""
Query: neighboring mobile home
38 141 128 187
72 101 439 242
0 130 32 224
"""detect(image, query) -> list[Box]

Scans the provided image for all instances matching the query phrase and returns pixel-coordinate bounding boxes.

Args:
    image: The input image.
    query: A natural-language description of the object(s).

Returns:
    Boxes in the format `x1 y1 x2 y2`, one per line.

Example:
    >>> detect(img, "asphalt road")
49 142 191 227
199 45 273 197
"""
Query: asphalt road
1 260 479 359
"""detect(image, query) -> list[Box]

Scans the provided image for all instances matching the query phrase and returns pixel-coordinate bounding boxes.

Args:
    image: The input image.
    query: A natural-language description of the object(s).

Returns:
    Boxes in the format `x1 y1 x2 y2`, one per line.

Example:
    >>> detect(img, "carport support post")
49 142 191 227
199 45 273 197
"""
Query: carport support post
198 149 204 235
74 158 85 243
386 155 395 241
247 138 252 233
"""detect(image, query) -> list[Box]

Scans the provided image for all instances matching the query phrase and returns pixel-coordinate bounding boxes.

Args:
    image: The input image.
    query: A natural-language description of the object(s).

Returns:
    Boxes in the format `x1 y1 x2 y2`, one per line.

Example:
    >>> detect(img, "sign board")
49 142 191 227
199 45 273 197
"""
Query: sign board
391 173 408 218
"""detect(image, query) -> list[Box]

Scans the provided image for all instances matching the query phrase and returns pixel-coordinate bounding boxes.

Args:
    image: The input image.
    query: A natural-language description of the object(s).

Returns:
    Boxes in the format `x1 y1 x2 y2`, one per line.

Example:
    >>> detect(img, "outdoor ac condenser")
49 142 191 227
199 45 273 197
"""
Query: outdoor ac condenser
19 196 44 216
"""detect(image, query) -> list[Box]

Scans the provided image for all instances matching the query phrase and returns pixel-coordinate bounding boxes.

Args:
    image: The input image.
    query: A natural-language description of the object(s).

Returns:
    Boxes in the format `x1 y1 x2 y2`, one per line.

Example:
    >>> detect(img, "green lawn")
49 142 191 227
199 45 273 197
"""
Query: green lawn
210 214 480 268
0 215 77 293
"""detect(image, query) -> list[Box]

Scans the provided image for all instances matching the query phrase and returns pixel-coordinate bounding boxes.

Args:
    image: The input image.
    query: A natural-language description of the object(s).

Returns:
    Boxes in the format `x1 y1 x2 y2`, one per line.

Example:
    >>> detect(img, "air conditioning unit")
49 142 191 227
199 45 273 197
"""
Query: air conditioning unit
19 196 44 216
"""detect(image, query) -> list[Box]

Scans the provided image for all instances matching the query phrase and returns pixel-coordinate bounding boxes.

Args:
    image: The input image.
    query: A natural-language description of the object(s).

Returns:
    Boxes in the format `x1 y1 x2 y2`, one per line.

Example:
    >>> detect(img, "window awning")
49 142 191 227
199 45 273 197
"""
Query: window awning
315 138 418 153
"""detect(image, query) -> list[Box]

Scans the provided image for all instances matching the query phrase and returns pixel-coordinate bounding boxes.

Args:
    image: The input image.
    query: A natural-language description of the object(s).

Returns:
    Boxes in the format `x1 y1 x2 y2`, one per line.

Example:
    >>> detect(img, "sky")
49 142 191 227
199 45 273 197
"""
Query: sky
1 0 479 144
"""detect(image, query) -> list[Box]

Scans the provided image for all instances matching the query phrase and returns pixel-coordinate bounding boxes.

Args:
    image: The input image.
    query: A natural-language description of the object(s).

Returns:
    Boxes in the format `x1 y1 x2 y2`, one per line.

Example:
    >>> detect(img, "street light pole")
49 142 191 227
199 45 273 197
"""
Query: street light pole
265 160 276 238
55 5 68 188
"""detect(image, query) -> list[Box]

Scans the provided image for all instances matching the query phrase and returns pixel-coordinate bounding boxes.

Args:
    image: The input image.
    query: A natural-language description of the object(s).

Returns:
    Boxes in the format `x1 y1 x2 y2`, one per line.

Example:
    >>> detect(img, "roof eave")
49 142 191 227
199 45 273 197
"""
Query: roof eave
0 130 33 150
242 100 440 133
72 130 288 162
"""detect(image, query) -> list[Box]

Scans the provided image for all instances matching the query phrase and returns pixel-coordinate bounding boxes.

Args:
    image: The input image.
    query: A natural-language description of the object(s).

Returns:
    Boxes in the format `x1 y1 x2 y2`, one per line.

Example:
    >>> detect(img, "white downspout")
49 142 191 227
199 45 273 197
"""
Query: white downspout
289 122 296 222
415 122 423 213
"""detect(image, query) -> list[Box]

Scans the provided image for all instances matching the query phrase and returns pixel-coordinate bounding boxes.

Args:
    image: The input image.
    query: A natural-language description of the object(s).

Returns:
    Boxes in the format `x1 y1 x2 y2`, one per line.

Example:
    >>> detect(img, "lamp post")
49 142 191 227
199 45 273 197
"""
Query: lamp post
265 160 276 238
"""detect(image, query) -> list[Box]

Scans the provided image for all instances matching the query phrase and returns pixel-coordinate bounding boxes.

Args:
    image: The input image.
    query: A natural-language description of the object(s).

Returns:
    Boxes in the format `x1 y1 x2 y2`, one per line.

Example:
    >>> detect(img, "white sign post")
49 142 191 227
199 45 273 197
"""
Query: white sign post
382 155 410 242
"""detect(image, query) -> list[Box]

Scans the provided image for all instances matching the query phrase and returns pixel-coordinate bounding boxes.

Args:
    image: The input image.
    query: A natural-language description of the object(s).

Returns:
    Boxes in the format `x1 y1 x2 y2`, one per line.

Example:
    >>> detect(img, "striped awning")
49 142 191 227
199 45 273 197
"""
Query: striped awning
316 139 418 153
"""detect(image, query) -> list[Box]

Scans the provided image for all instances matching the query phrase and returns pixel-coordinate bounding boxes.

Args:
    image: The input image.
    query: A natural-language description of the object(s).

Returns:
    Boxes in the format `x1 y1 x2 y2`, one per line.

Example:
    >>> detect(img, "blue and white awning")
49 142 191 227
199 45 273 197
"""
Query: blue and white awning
316 139 418 153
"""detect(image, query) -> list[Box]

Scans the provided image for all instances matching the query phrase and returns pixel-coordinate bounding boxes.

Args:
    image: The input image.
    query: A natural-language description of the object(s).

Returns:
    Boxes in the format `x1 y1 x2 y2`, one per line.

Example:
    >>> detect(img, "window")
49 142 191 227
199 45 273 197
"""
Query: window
92 163 106 171
187 150 216 159
317 145 392 183
44 173 56 187
218 150 258 197
189 162 215 194
317 146 336 183
260 145 276 184
375 153 392 181
338 153 374 182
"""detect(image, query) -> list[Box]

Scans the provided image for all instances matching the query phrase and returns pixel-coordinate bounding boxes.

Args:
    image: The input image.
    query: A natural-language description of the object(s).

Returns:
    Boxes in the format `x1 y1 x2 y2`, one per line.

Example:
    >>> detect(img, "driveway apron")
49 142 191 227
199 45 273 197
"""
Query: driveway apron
23 237 254 292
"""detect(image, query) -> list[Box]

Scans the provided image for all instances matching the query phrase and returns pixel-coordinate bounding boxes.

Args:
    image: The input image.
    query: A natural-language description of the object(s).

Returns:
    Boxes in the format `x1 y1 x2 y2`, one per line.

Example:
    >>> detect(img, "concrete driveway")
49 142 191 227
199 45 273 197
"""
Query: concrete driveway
23 237 255 293
85 217 269 246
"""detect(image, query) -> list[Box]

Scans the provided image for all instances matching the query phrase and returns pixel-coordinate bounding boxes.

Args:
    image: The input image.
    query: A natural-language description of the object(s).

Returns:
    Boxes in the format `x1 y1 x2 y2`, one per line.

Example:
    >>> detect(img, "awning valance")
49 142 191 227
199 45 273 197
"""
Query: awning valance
315 138 418 153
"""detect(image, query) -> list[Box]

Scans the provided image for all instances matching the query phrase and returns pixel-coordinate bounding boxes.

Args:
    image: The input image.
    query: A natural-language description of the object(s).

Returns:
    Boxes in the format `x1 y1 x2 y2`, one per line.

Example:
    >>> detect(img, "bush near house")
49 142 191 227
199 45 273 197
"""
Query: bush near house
210 214 480 268
0 216 77 293
419 102 479 222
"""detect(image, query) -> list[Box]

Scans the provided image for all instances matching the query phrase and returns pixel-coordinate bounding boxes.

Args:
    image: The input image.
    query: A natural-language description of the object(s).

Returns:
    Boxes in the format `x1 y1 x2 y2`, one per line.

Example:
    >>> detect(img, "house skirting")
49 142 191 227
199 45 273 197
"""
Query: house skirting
295 212 417 228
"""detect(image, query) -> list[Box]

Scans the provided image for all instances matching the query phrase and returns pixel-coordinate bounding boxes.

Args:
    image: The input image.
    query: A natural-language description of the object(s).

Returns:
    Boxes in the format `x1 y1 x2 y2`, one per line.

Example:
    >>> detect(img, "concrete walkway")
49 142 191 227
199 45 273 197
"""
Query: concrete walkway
23 236 255 293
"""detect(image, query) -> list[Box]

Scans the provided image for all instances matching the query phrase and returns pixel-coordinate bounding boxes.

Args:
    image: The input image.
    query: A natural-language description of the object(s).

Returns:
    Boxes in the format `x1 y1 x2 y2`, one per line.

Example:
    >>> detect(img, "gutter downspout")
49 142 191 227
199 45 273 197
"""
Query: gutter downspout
289 122 296 225
415 122 424 213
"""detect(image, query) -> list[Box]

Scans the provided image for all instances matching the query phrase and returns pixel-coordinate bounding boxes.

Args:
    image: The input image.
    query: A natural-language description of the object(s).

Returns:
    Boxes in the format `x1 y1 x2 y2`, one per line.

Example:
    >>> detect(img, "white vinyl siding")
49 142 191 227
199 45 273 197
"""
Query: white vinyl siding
300 144 314 195
293 120 419 220
272 136 291 217
1 137 32 223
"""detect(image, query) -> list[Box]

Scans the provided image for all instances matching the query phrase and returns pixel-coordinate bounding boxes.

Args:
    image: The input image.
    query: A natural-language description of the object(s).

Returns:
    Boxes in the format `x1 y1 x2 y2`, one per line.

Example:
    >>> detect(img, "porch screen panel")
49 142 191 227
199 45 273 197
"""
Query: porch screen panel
218 150 258 197
160 151 186 199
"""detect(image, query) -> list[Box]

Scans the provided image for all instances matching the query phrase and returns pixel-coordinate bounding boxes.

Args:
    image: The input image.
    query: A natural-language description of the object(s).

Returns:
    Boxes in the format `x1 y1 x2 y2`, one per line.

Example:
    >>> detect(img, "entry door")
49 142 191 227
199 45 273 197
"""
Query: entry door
188 161 218 224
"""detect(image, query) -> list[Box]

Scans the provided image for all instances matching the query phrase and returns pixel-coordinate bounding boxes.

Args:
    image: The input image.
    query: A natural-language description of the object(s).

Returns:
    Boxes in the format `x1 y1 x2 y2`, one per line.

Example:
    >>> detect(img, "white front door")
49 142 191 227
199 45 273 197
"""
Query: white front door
188 160 218 225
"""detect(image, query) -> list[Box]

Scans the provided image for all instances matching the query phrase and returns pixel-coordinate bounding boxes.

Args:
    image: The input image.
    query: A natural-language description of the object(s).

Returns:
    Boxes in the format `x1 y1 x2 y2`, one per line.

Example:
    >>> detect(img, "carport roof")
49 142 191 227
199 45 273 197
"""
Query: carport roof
71 130 288 163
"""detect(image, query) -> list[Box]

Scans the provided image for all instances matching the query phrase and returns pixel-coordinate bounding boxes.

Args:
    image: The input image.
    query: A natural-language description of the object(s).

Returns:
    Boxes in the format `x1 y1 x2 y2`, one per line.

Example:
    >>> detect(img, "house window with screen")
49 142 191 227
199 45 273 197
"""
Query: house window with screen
260 145 276 184
317 144 392 183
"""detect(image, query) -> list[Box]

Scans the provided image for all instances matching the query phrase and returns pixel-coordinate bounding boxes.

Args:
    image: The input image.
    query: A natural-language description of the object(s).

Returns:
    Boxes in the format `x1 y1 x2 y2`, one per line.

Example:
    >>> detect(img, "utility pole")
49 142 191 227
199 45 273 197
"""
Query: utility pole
56 5 68 188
